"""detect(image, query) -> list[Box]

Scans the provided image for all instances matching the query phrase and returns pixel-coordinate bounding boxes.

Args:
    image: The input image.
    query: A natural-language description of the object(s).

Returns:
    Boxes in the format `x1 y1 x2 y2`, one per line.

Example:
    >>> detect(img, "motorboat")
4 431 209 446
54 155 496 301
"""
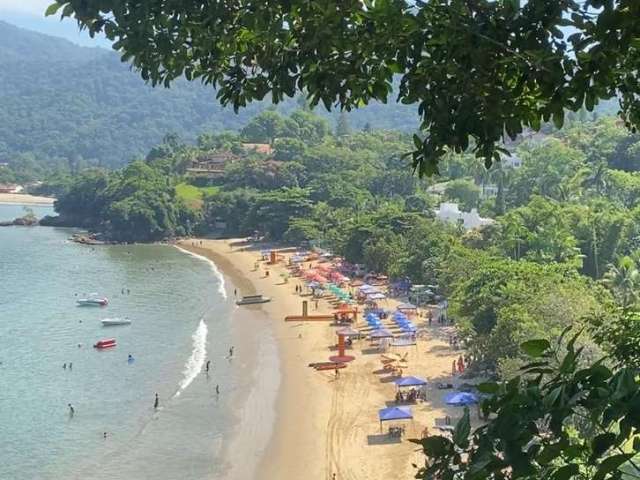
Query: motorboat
94 338 116 349
77 297 108 306
236 294 271 305
101 318 131 326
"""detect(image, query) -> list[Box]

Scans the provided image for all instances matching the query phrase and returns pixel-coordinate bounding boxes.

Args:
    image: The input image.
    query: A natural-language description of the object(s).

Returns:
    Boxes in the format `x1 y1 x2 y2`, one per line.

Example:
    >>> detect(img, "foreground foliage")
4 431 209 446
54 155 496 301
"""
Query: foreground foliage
414 332 640 480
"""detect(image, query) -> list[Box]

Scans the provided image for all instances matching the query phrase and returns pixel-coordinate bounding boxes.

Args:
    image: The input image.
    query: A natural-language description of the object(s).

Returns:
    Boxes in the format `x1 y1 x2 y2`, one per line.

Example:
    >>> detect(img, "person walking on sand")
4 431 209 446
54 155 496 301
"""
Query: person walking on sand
234 288 237 298
457 355 464 374
154 393 159 410
452 360 457 376
68 403 75 417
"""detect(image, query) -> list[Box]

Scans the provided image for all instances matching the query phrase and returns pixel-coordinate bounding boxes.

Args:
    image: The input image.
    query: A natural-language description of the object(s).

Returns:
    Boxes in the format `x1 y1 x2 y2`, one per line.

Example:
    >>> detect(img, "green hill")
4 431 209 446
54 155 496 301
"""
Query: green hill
0 21 418 172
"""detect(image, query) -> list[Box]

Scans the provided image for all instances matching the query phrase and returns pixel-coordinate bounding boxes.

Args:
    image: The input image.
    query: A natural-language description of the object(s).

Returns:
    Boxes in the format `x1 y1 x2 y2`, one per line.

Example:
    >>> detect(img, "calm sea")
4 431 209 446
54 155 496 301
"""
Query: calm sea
0 204 279 480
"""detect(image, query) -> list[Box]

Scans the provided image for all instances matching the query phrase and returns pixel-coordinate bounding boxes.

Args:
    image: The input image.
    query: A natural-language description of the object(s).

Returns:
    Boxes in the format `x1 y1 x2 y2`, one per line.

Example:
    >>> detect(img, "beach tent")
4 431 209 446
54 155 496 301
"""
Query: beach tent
378 406 413 431
394 376 427 388
370 329 394 339
444 391 479 406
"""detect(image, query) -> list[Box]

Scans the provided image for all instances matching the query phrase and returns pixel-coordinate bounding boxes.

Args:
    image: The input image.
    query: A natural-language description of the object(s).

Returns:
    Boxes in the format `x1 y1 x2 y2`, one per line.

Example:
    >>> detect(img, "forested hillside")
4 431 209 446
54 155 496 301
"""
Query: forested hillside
0 21 417 175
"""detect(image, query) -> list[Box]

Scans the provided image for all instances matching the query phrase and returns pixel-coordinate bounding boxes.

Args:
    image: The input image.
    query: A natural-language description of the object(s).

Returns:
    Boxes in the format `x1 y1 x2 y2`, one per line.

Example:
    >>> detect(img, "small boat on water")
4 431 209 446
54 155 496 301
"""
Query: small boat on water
236 294 271 305
77 297 108 306
94 338 116 349
101 318 131 326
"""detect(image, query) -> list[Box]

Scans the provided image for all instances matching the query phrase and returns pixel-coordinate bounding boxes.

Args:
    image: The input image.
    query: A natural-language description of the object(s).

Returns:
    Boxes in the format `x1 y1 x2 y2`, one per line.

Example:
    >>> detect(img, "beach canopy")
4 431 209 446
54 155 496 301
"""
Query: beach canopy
336 327 361 337
378 406 413 422
444 391 479 406
370 329 394 339
394 376 427 387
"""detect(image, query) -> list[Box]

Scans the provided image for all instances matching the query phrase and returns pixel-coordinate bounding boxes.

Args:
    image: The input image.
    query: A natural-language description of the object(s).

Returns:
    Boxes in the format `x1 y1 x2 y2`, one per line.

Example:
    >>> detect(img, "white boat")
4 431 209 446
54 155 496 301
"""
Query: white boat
77 297 108 306
236 294 271 305
101 318 131 326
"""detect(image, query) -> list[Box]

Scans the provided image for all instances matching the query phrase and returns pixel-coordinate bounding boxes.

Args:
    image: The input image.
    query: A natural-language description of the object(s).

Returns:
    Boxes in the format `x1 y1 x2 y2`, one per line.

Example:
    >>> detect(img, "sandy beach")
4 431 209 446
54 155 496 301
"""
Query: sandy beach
0 193 55 205
178 238 475 480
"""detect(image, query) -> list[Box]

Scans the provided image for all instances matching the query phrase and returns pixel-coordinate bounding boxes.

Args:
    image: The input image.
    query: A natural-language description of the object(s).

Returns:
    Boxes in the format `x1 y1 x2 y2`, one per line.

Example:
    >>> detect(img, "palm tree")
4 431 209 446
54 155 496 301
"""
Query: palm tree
604 256 640 308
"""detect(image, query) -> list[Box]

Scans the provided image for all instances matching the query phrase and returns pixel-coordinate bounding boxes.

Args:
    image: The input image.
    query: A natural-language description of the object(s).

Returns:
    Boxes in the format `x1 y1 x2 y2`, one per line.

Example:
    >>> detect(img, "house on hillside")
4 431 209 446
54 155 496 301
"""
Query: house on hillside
241 143 273 155
0 184 21 194
435 202 494 230
186 151 239 179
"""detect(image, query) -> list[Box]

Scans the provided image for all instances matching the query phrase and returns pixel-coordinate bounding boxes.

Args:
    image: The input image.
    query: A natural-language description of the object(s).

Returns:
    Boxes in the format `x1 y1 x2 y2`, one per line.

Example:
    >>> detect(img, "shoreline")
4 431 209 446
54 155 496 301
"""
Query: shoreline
179 239 472 480
0 193 55 205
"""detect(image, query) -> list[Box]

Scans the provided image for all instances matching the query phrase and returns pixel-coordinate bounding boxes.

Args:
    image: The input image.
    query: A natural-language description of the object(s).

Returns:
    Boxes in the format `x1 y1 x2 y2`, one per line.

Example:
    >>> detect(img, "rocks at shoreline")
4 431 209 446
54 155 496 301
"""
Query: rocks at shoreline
0 214 39 227
70 233 107 245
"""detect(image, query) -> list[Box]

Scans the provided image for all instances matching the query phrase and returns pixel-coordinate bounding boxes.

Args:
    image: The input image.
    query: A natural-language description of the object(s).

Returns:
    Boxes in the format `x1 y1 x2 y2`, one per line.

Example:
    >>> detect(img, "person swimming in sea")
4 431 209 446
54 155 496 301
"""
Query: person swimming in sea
215 385 220 395
68 403 75 417
229 346 234 358
205 360 210 373
128 354 134 363
63 363 66 370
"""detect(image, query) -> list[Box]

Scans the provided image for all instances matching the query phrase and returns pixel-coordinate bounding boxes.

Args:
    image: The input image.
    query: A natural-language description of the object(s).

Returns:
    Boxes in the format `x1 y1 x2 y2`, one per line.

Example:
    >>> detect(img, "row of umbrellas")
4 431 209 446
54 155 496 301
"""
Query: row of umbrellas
378 390 480 425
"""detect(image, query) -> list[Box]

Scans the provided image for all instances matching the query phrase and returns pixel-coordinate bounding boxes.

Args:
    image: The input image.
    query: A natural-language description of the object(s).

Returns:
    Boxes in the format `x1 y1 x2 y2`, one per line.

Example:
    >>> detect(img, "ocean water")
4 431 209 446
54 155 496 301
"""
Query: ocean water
0 204 280 480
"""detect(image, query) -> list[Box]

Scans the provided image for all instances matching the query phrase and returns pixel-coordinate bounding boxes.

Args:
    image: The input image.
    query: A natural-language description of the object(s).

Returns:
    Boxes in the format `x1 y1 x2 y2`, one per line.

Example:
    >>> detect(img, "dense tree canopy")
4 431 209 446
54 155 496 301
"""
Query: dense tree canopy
51 0 640 173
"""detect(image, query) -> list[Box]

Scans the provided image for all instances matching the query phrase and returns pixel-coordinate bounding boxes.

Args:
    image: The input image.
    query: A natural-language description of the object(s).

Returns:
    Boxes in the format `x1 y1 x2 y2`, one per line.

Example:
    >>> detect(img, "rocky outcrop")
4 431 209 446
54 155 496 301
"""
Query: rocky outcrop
0 214 39 227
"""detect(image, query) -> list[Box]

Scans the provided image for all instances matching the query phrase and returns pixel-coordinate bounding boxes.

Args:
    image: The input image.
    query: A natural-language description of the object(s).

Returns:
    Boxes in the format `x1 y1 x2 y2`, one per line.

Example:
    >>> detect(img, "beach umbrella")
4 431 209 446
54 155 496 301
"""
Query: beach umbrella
444 391 479 406
367 292 386 300
336 327 361 337
394 376 428 388
370 329 394 339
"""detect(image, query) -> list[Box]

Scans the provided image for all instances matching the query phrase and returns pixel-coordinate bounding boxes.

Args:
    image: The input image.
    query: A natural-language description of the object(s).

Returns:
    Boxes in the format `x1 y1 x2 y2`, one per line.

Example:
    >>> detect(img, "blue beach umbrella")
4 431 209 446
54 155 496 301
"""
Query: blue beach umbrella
444 391 479 406
394 376 428 387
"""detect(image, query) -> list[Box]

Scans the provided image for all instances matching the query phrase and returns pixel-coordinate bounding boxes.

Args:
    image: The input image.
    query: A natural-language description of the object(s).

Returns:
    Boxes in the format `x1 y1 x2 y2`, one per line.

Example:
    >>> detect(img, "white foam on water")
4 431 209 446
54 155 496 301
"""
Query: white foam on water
175 318 208 397
174 245 227 299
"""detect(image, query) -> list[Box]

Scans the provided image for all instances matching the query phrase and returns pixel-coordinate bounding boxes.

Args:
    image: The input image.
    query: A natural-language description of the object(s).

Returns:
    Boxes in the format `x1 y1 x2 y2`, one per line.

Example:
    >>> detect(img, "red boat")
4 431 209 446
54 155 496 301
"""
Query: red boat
94 338 116 349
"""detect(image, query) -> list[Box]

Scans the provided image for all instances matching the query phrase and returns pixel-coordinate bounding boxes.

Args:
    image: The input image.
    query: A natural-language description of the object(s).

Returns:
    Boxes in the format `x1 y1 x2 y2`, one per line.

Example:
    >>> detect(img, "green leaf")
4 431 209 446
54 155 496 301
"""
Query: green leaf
410 435 453 457
521 339 551 358
453 407 471 448
45 2 62 16
552 463 579 480
593 453 635 480
590 433 617 461
476 382 499 394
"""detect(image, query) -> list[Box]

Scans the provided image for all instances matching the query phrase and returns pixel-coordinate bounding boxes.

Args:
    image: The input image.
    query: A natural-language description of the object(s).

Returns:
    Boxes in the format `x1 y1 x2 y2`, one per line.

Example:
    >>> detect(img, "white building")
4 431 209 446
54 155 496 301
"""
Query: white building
434 202 494 230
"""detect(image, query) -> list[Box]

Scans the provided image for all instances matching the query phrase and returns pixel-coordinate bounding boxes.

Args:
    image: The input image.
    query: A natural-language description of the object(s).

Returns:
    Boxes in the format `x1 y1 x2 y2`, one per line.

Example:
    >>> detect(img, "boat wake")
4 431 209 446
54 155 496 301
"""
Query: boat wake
175 318 208 397
174 245 227 299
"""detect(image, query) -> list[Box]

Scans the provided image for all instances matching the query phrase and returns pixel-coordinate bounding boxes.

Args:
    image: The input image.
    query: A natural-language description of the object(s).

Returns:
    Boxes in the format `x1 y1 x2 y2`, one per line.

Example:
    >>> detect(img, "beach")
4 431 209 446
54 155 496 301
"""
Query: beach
0 193 55 205
179 239 475 480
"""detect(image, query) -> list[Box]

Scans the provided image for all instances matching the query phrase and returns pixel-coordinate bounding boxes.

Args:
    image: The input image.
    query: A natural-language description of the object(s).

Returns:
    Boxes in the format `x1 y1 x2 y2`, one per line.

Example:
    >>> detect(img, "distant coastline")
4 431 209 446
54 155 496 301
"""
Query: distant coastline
0 193 55 205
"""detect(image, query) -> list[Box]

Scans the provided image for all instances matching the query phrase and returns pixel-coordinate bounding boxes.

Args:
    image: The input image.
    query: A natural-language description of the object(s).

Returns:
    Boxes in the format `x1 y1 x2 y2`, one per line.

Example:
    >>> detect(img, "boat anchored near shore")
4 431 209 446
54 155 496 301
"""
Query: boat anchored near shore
101 318 131 326
77 295 108 306
236 294 271 305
